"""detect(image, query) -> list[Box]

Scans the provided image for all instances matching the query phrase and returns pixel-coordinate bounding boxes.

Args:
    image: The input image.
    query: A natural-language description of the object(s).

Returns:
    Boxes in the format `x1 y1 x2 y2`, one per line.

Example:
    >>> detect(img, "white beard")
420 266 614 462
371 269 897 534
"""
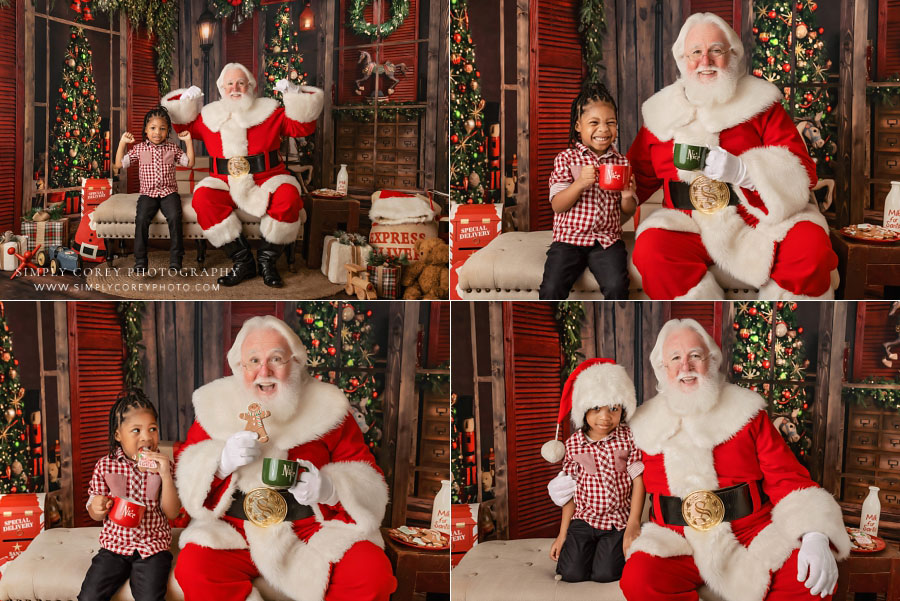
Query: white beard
682 60 741 107
221 91 255 115
660 372 723 416
245 365 302 424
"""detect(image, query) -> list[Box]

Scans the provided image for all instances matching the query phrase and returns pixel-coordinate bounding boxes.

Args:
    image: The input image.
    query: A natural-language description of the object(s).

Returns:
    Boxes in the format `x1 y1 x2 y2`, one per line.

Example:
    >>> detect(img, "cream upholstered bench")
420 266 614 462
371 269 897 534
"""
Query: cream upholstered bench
92 156 306 268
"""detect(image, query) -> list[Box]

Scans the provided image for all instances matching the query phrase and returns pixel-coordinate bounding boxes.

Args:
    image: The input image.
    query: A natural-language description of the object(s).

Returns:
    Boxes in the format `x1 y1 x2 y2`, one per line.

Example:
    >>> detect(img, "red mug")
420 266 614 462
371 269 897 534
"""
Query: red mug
109 496 146 528
596 164 631 191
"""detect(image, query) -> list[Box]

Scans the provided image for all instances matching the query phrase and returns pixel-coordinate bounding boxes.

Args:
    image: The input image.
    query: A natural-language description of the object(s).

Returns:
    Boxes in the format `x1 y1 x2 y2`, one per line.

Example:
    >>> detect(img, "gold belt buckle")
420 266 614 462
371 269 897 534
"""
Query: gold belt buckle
681 489 725 531
689 175 730 214
227 156 251 177
243 487 287 527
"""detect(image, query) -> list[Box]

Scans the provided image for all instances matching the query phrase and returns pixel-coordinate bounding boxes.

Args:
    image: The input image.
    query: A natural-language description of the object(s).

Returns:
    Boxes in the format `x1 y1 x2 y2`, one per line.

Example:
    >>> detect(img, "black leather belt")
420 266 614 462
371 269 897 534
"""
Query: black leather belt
225 489 314 522
213 150 281 176
653 481 768 527
668 180 740 211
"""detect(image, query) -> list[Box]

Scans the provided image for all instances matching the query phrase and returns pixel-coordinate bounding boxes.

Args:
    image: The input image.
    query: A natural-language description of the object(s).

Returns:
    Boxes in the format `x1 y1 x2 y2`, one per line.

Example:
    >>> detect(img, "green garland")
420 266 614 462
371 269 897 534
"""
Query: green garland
348 0 409 39
367 249 408 267
208 0 259 22
843 376 900 411
867 74 900 107
555 302 585 381
334 104 424 123
92 0 178 94
416 361 450 394
117 302 145 391
578 0 607 85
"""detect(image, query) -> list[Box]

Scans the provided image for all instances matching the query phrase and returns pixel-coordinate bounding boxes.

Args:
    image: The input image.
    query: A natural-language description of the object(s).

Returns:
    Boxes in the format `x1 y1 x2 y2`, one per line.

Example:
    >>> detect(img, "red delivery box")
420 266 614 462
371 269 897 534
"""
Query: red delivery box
0 493 45 541
451 502 478 567
450 203 502 263
0 538 35 571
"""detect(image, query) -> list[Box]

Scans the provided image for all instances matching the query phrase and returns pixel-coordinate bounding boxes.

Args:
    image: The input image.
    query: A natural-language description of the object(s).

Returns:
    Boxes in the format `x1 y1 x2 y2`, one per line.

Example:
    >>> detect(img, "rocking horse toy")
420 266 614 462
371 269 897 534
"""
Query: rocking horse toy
883 301 900 368
355 51 408 98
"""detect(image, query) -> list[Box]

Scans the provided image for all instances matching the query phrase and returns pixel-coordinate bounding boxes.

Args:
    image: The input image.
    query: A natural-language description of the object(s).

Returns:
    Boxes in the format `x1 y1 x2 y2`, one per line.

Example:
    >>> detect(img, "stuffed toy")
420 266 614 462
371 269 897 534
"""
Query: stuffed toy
401 237 449 299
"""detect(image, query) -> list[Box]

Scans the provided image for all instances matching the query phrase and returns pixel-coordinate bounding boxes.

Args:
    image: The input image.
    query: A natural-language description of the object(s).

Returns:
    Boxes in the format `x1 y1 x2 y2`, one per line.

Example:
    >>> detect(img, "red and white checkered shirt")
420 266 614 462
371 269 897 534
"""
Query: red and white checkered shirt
563 425 643 531
122 140 187 198
87 447 172 558
549 143 630 247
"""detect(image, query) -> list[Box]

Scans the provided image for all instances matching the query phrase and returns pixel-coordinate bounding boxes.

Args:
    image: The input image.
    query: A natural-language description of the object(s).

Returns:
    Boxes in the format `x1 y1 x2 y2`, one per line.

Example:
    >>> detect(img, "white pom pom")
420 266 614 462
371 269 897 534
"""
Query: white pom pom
541 440 565 463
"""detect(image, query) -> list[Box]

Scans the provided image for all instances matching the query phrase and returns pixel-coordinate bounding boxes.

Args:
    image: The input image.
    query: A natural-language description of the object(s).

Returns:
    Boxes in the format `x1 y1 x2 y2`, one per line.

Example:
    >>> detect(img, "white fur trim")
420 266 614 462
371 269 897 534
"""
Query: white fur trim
673 271 724 300
260 214 301 245
628 522 692 560
200 98 279 134
192 375 349 450
738 146 812 226
757 277 835 300
570 363 637 428
369 191 439 225
641 76 783 142
161 88 203 125
283 86 325 124
230 174 303 219
541 439 566 463
321 461 389 533
203 212 243 247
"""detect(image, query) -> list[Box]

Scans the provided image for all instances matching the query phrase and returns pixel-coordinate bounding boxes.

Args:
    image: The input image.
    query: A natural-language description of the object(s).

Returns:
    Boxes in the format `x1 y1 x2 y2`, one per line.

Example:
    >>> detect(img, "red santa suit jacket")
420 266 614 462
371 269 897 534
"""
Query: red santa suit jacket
161 88 323 221
627 383 850 601
627 75 829 289
174 374 388 601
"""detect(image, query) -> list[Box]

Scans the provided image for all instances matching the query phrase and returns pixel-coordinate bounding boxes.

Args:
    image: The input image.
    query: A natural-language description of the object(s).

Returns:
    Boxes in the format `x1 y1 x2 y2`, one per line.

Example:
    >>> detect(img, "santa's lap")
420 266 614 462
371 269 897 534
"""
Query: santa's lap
632 221 836 299
192 181 302 244
620 549 832 601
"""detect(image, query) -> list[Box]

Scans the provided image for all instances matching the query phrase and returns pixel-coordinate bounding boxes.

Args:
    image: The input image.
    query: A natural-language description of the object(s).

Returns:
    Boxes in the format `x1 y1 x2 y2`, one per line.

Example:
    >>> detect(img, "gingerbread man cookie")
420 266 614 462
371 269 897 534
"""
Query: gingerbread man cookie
239 402 271 443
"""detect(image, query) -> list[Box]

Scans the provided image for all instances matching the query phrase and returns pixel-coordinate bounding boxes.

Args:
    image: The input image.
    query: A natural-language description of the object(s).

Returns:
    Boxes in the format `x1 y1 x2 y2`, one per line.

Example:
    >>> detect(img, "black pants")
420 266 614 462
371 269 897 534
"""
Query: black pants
556 519 626 583
539 239 629 300
78 548 172 601
135 192 183 267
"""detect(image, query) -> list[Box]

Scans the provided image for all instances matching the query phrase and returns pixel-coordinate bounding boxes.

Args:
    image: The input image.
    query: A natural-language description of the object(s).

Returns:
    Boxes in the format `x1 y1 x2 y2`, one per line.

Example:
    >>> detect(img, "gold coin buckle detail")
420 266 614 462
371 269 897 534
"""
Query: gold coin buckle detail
243 487 288 527
227 156 251 177
689 175 730 214
681 489 725 531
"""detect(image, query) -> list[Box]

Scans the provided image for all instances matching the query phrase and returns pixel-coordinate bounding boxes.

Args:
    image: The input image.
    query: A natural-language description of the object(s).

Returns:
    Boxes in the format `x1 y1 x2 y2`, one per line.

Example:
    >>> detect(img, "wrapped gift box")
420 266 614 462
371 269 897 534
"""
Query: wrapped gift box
0 493 45 574
320 235 372 284
21 219 68 253
451 503 479 567
0 235 28 272
449 203 502 263
367 265 401 299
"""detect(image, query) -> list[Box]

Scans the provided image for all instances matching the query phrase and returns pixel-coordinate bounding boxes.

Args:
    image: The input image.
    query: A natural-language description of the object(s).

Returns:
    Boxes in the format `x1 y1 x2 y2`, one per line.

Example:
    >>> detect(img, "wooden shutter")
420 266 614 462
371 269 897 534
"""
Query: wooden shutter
225 13 259 76
529 0 583 232
668 302 723 346
853 302 897 380
878 0 900 79
503 302 563 539
0 0 22 232
127 28 160 194
67 303 125 527
223 302 285 375
426 301 450 367
682 0 741 30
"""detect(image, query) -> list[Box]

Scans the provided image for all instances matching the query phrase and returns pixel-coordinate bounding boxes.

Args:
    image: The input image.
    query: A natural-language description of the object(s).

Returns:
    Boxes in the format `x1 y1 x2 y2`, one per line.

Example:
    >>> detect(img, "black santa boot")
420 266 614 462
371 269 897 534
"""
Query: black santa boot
216 235 257 286
257 240 285 288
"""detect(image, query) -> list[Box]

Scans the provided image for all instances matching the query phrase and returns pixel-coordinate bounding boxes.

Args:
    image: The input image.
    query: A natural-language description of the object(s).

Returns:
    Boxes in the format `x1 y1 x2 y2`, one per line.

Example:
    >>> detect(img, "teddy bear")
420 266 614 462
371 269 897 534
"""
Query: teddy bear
401 237 449 299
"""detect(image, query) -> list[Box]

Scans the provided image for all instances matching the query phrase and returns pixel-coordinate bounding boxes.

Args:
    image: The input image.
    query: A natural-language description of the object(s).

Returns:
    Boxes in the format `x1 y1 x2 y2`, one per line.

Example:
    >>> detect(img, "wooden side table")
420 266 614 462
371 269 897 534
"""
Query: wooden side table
835 543 900 600
380 528 450 601
305 197 360 270
830 229 900 299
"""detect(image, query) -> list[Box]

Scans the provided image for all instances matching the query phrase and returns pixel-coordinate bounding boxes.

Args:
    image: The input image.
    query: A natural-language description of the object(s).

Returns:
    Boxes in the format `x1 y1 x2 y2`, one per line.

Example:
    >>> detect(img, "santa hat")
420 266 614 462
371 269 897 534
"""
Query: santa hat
368 190 440 225
540 358 637 463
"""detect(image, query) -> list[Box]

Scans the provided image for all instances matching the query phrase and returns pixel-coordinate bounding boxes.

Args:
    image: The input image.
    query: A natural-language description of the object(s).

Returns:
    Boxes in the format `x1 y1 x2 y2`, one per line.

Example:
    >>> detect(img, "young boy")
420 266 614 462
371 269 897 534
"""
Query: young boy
539 83 637 300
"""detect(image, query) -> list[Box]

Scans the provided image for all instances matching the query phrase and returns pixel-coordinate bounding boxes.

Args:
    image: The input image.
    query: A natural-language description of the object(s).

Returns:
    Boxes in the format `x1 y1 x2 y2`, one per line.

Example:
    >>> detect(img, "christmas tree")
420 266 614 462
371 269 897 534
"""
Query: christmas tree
449 0 487 204
450 394 466 504
294 302 383 449
731 301 812 460
0 304 31 494
751 0 836 172
49 26 102 198
263 6 308 102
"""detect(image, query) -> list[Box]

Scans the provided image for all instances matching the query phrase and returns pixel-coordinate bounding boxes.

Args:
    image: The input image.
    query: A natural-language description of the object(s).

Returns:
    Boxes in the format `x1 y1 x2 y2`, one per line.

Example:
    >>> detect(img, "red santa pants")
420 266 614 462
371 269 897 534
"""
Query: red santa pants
632 221 836 299
620 549 833 601
192 182 302 241
174 540 396 601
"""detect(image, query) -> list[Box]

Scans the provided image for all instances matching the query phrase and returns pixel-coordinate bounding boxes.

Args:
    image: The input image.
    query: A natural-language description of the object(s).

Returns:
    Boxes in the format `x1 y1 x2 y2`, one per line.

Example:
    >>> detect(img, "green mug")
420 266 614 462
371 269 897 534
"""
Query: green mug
673 143 709 171
262 457 302 488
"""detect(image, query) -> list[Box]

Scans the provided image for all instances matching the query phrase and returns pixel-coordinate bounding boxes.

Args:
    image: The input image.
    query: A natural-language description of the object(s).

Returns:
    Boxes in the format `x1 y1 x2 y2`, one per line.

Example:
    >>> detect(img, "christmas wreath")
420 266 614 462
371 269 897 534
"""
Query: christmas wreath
208 0 259 23
348 0 409 39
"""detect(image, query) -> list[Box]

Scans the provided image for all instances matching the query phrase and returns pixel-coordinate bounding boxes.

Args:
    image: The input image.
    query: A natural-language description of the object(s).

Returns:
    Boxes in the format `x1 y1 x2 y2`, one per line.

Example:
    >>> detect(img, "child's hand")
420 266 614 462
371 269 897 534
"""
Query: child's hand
549 534 566 561
140 450 171 477
621 174 638 215
623 522 641 555
120 132 134 145
576 165 595 189
90 494 114 518
177 130 191 142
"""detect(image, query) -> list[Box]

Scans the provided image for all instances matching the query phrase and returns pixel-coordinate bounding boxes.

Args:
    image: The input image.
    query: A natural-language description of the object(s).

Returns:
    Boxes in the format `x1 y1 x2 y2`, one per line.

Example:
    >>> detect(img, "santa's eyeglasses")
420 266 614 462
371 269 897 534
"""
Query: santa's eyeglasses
664 352 708 369
686 47 729 62
240 354 293 372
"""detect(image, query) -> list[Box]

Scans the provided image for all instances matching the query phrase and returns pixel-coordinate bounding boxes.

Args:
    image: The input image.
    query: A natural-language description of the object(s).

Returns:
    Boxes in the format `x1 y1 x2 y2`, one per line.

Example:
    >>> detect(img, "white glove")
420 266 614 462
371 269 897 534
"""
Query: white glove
275 79 300 95
181 85 203 100
797 531 838 598
290 459 338 506
547 471 577 507
701 145 755 190
216 431 261 478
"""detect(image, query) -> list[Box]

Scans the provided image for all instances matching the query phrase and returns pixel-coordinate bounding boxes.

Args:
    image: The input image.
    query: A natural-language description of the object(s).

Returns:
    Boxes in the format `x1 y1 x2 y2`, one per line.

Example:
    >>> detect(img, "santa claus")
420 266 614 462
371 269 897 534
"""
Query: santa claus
627 13 838 299
172 315 396 601
548 319 850 601
161 64 323 288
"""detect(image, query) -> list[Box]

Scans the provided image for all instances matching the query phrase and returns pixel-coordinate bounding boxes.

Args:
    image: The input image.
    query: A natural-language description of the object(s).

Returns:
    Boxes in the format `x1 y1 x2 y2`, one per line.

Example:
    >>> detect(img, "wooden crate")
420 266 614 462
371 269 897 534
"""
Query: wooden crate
334 115 420 192
845 401 900 513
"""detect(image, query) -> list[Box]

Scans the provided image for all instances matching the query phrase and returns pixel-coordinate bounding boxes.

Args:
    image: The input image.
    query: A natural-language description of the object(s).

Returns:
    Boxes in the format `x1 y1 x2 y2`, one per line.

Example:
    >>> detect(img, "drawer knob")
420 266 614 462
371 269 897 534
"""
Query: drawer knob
857 456 869 465
436 407 447 415
889 118 900 127
889 160 898 168
890 459 899 468
436 427 447 435
433 449 445 457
